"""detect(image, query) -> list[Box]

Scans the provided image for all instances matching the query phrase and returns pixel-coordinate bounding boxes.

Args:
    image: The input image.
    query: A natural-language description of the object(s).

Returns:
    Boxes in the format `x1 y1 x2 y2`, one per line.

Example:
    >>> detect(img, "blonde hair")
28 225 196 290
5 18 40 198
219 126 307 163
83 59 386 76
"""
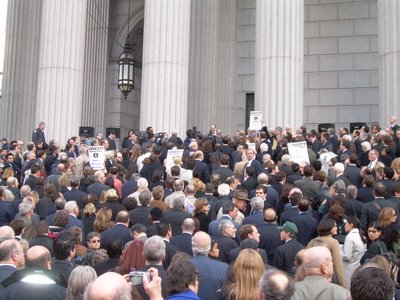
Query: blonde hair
229 249 265 300
83 203 96 217
93 207 113 233
378 207 396 228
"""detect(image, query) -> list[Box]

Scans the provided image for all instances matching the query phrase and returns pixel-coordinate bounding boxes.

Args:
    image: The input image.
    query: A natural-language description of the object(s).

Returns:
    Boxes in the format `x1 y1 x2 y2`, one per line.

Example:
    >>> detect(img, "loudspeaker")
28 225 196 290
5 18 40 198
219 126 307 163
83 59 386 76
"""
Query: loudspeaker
106 127 121 139
318 123 335 133
79 126 95 137
350 122 366 133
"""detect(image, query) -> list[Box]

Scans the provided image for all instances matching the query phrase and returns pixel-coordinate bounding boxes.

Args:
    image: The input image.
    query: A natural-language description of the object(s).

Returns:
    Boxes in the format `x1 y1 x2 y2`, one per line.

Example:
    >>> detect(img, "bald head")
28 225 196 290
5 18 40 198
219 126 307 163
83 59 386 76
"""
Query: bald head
0 239 25 268
264 208 277 223
302 246 332 276
26 245 51 269
0 226 15 243
182 218 195 233
192 231 211 255
259 269 295 300
84 272 131 300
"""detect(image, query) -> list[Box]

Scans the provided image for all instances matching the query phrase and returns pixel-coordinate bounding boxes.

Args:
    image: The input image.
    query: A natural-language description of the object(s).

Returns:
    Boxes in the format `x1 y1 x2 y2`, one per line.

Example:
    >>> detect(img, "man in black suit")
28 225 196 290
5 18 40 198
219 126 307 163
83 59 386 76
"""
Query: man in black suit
101 211 131 248
294 165 322 202
0 239 25 292
51 231 76 287
379 167 396 199
272 221 305 276
63 176 87 211
170 218 195 256
280 192 302 225
345 185 364 219
243 197 264 227
156 222 179 269
121 175 138 199
192 231 229 300
360 182 398 231
137 236 168 300
31 122 47 146
194 150 210 183
106 130 117 151
140 152 165 186
129 190 152 226
44 145 59 176
258 208 283 264
162 194 192 236
215 220 239 263
344 154 362 187
212 154 233 183
244 148 263 180
94 239 123 276
333 163 351 187
64 201 84 237
228 224 268 264
307 132 323 156
87 170 110 199
290 198 317 246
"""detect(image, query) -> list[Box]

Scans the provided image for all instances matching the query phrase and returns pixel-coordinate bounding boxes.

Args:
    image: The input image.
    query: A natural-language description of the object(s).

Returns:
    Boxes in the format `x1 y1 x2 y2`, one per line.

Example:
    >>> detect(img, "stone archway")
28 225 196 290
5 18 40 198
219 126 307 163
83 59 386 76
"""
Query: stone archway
107 0 144 139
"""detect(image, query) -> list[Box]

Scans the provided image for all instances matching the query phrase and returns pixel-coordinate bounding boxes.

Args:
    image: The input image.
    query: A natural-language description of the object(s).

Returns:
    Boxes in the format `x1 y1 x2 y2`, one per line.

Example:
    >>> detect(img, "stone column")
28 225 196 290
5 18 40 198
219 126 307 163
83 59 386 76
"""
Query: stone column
0 0 41 142
378 1 400 124
187 0 218 133
35 0 87 145
140 0 191 137
81 0 109 134
215 0 236 134
255 0 304 129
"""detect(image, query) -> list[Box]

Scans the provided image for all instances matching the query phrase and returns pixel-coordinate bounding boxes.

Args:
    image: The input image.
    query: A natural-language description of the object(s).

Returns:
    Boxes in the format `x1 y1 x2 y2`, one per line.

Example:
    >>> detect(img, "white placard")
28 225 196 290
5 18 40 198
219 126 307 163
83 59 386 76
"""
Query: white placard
87 146 105 170
249 111 263 130
320 151 337 170
247 143 256 151
287 141 310 164
166 149 184 170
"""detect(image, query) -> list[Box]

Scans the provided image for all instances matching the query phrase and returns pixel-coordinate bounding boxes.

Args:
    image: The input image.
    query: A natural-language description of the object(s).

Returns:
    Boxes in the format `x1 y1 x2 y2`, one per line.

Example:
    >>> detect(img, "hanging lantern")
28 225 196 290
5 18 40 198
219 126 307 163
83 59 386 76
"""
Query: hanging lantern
118 36 135 98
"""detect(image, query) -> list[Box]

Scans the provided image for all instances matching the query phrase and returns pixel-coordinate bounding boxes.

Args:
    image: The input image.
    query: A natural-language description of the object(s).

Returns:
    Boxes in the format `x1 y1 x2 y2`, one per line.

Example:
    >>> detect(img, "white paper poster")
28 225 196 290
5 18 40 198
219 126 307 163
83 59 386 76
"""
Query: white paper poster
88 146 105 170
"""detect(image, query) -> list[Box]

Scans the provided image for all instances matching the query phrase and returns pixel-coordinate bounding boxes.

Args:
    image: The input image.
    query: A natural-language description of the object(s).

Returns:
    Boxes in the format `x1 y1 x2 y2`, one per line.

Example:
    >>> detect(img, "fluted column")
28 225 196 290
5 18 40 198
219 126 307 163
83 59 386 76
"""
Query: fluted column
378 1 400 124
216 0 236 135
187 0 218 132
81 0 109 134
140 0 191 137
255 0 304 129
0 0 41 142
35 0 87 145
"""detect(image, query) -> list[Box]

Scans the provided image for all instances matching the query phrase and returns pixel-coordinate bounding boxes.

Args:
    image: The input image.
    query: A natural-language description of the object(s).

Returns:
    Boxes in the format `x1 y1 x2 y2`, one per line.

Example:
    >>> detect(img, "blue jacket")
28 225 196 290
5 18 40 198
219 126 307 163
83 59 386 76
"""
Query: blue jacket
166 290 200 300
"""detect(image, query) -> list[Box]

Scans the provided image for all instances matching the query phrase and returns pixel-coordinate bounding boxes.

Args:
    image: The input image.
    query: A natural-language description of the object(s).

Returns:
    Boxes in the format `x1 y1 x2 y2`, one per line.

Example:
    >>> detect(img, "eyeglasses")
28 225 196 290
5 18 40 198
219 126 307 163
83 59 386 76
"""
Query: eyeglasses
368 230 378 234
90 239 100 243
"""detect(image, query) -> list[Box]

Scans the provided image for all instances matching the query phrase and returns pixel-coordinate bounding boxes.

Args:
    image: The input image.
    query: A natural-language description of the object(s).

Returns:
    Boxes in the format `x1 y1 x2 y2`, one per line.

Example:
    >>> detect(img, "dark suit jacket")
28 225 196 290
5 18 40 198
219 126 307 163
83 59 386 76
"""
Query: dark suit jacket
345 198 364 219
344 165 362 187
272 239 305 275
287 173 303 184
87 182 110 199
228 246 268 264
290 212 318 246
335 174 351 187
94 257 119 276
247 159 263 179
294 177 322 202
170 232 193 256
65 215 84 236
212 166 233 183
380 178 395 199
243 211 264 227
163 240 179 269
280 207 299 225
0 265 16 292
162 209 192 236
44 154 57 176
137 264 168 300
192 255 228 300
216 235 238 263
239 177 258 192
258 223 283 265
100 223 131 248
208 215 240 240
129 206 152 226
0 200 14 226
122 179 138 199
63 188 87 209
357 186 374 203
194 160 210 183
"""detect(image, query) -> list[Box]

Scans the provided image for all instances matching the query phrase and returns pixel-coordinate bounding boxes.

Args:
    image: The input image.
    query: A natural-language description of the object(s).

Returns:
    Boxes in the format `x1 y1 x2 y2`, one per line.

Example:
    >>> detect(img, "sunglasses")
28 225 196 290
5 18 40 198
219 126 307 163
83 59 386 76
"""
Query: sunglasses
90 239 100 243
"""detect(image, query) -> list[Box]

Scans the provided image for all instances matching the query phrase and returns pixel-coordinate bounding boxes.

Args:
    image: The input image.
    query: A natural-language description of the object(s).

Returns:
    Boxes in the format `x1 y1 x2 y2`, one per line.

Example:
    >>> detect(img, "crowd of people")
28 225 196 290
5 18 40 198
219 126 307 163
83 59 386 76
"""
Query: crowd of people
1 117 400 299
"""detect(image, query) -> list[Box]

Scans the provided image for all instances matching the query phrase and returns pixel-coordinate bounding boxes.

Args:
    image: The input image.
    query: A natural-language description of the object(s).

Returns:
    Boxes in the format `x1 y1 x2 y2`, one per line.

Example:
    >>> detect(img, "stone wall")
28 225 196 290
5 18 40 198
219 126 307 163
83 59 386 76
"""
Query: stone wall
235 0 379 131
